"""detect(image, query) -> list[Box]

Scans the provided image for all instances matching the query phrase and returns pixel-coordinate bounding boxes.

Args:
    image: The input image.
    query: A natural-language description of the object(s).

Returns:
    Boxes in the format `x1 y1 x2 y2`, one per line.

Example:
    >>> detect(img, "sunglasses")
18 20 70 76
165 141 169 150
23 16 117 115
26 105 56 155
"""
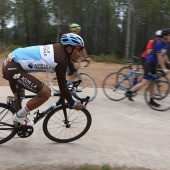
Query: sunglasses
73 46 84 51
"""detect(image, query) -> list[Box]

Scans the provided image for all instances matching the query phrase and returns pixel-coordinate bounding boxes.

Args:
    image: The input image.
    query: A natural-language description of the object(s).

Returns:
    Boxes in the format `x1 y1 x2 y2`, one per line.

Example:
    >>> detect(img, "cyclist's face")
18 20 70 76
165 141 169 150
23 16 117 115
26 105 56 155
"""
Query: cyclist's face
70 47 83 62
70 28 80 34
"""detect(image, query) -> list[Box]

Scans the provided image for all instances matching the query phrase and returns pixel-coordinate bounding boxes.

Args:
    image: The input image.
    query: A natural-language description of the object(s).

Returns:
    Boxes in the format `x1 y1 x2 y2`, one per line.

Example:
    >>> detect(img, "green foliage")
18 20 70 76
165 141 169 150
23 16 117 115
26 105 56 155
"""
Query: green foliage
1 0 170 59
45 164 150 170
94 54 125 64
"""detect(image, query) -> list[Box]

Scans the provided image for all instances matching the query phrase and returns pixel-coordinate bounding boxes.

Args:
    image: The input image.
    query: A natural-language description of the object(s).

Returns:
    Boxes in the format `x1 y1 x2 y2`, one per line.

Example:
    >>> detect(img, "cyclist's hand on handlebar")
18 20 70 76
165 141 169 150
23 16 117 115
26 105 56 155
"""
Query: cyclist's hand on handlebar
74 102 86 110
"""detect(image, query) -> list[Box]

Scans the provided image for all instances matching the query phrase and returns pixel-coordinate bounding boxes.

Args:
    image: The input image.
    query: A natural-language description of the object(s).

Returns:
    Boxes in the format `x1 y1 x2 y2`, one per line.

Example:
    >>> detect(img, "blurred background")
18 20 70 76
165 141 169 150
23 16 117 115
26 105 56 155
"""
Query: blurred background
0 0 170 61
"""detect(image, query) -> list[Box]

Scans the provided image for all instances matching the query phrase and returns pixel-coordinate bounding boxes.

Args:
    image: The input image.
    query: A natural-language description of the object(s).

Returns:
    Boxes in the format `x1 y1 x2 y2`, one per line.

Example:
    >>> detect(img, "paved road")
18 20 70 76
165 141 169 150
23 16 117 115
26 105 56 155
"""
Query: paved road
0 86 170 170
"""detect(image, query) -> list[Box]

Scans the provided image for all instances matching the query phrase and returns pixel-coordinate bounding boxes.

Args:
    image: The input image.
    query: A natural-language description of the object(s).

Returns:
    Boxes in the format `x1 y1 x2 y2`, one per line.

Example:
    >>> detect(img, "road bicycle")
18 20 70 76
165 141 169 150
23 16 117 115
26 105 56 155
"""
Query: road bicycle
0 80 92 144
46 59 97 102
102 69 170 109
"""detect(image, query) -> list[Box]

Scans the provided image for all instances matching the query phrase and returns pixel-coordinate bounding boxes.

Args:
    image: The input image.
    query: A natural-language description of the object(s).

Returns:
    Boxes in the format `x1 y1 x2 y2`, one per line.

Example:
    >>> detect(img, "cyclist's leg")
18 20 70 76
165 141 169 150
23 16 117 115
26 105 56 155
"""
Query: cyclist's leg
9 81 25 111
3 60 51 125
125 61 151 101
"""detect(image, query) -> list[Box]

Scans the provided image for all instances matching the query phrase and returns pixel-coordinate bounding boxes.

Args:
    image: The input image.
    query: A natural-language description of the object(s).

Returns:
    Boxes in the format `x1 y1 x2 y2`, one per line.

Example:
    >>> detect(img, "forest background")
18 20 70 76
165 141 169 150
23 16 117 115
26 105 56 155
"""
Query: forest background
0 0 170 61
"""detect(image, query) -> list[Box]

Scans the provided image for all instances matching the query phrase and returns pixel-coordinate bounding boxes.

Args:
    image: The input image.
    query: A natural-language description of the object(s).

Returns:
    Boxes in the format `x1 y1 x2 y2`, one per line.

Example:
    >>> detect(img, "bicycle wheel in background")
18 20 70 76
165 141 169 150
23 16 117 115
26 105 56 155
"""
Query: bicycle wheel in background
43 106 92 143
118 65 132 74
102 72 132 101
73 73 97 102
46 72 59 91
144 79 170 111
46 72 97 101
0 103 17 144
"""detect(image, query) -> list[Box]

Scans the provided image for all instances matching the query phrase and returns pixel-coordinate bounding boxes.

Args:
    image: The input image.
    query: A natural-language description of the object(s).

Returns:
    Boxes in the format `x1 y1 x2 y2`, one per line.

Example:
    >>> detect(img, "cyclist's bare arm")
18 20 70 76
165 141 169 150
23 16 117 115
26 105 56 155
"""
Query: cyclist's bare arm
157 53 169 74
164 54 170 64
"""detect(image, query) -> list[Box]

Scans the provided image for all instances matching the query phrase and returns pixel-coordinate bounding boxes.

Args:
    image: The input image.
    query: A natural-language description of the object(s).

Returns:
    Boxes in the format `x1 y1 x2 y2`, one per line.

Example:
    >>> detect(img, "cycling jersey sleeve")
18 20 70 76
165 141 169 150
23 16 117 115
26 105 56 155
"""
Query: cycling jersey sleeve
154 40 169 55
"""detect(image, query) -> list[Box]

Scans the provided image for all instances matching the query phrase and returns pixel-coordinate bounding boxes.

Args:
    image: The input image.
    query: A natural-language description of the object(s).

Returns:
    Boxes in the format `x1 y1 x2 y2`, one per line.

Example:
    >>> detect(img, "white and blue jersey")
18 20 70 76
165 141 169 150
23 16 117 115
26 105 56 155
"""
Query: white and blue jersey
11 45 57 72
146 40 170 64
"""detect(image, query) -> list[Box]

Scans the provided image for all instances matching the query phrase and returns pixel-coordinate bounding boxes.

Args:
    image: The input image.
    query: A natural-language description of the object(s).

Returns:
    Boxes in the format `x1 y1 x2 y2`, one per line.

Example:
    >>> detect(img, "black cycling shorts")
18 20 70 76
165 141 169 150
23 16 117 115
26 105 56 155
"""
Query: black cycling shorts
2 59 44 93
143 61 157 80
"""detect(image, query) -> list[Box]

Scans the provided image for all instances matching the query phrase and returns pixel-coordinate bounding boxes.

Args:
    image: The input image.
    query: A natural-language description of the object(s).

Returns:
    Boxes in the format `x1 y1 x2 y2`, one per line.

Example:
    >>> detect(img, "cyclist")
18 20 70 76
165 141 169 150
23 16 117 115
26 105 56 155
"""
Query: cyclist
141 30 162 68
67 23 90 82
2 33 86 126
126 28 170 106
134 30 163 86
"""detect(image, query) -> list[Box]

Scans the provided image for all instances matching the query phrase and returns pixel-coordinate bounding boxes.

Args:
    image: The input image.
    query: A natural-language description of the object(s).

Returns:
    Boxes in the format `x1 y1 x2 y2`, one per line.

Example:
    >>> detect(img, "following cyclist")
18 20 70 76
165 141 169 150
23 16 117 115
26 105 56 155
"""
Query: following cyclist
2 33 86 126
125 28 170 106
67 23 90 83
141 30 162 68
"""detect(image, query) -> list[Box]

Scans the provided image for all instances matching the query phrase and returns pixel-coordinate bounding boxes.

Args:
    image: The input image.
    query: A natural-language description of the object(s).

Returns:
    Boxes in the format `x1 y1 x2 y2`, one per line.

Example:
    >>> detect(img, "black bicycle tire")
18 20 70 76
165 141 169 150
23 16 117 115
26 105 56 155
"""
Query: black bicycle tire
144 80 170 111
118 65 132 73
154 72 170 100
0 103 17 144
102 72 132 101
78 73 97 102
43 106 92 143
154 78 170 100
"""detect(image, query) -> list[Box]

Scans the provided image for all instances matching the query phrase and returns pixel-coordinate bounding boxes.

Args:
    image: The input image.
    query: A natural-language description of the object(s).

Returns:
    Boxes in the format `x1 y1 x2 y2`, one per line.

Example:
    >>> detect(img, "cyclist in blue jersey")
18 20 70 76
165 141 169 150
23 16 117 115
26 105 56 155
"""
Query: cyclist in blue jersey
2 33 86 126
126 28 170 106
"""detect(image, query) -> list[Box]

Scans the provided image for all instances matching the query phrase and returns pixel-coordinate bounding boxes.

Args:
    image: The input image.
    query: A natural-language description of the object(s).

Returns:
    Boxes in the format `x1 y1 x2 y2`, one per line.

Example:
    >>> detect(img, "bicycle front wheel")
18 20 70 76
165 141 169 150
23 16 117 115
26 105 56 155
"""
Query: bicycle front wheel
74 73 97 102
43 106 92 143
0 103 17 144
102 72 132 101
144 80 170 111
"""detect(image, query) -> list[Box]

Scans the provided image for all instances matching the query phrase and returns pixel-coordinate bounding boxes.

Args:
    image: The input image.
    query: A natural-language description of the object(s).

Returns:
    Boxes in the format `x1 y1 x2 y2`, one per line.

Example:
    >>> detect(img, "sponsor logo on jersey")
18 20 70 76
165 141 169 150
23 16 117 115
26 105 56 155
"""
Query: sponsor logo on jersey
28 63 50 69
43 45 50 56
28 63 33 68
161 48 167 55
17 76 37 92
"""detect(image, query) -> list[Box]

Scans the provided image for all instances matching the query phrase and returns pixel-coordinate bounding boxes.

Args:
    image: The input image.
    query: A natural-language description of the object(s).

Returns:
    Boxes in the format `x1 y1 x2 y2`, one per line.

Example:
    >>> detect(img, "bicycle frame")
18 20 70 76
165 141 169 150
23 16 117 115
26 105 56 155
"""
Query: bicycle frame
9 81 89 125
116 69 144 91
10 89 68 125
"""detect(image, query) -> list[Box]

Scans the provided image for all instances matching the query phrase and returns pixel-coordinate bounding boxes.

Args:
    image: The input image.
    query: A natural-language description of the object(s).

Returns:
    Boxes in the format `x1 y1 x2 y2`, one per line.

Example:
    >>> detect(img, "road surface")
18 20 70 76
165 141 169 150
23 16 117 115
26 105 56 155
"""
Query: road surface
0 86 170 170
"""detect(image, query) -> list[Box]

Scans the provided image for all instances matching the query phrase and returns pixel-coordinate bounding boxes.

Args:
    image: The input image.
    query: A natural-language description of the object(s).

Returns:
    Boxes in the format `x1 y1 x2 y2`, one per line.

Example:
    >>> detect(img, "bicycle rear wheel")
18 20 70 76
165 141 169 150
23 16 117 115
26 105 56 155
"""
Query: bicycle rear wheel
102 72 132 101
144 80 170 111
73 73 97 101
43 106 92 143
0 103 17 144
118 65 132 74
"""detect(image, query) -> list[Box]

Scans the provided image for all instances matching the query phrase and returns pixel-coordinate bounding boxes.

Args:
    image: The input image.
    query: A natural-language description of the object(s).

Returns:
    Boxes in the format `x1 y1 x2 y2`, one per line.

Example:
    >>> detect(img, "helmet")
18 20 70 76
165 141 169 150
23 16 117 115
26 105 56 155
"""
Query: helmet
69 23 81 31
61 33 84 47
155 30 162 36
162 28 170 35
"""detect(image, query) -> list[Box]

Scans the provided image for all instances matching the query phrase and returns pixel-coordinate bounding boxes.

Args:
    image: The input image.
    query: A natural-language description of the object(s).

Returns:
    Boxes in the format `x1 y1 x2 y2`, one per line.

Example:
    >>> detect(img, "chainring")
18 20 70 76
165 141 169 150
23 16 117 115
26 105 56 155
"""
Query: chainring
17 125 34 138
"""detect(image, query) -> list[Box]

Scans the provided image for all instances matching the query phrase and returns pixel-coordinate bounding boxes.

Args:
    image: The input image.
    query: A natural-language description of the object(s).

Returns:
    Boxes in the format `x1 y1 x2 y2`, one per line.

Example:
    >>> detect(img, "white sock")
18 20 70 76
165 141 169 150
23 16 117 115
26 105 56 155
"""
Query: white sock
17 105 31 118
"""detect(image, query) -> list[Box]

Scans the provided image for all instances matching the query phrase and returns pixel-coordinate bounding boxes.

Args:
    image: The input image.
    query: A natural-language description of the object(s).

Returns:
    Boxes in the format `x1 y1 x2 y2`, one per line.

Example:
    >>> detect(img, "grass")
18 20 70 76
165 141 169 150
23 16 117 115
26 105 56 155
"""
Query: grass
94 54 126 64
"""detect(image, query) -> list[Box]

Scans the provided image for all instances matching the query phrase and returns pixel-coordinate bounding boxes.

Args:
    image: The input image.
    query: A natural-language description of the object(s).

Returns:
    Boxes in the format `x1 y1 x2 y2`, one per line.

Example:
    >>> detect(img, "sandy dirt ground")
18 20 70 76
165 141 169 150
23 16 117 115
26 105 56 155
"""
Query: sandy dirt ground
0 55 170 170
